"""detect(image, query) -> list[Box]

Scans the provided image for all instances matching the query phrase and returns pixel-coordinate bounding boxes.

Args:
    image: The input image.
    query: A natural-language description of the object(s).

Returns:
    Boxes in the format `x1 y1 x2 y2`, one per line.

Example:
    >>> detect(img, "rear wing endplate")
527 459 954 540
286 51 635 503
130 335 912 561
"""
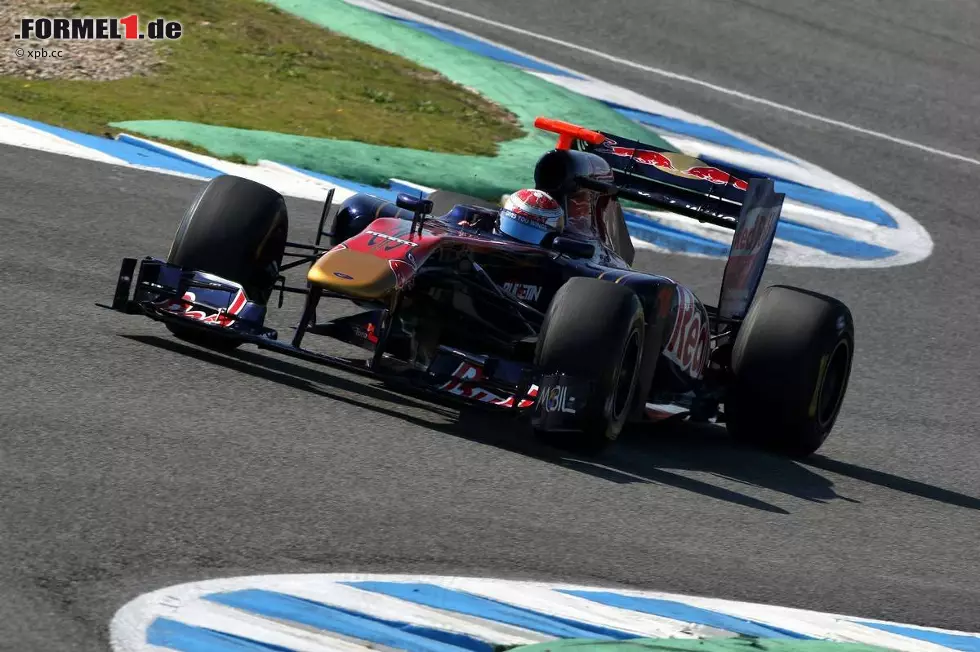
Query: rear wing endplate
717 178 784 323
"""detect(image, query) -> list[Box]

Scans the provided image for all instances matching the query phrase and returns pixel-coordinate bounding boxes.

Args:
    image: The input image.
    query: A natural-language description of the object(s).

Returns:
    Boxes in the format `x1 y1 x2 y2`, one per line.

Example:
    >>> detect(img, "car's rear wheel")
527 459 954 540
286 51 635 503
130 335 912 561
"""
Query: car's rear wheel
533 277 645 453
725 285 854 457
166 175 288 350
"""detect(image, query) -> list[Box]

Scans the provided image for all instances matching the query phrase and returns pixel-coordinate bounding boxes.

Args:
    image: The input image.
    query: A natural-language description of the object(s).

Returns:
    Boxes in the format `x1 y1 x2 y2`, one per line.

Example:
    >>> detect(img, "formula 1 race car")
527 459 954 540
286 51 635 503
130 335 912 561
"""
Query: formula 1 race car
104 117 854 457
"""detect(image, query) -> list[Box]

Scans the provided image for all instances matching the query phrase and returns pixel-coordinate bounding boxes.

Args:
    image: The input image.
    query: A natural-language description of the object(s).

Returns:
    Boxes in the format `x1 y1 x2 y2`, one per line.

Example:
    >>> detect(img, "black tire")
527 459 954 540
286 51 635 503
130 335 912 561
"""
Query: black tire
726 285 854 457
534 277 645 452
166 175 288 350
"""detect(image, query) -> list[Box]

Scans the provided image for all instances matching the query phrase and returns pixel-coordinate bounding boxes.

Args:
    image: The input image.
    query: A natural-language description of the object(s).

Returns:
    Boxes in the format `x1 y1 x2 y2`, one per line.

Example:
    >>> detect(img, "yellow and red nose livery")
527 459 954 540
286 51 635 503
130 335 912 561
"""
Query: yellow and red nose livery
307 217 545 299
307 245 405 299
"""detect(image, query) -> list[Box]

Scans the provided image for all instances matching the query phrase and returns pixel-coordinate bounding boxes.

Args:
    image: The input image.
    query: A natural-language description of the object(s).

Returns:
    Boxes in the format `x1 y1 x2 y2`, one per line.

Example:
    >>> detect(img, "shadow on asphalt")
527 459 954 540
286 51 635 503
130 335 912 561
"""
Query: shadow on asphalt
125 334 980 516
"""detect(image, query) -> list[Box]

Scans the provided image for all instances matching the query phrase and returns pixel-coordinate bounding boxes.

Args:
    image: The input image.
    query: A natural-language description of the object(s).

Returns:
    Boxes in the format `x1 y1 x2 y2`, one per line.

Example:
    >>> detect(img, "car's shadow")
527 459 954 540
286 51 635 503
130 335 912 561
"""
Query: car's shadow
124 334 980 516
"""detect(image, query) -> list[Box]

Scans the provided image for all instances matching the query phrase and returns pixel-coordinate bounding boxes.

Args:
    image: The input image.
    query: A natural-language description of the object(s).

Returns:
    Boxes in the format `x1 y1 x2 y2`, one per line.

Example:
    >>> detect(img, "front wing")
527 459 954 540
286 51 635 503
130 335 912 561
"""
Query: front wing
102 257 595 430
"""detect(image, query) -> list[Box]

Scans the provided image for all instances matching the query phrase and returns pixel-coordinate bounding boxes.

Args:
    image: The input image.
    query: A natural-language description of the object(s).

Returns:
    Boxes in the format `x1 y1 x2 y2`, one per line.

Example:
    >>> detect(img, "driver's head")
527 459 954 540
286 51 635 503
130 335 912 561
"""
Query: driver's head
498 189 565 245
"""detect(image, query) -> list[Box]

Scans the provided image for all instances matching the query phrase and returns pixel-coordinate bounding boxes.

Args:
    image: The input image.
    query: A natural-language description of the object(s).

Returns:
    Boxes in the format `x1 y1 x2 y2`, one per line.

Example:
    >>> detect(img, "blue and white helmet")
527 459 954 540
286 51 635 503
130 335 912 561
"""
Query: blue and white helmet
498 189 565 245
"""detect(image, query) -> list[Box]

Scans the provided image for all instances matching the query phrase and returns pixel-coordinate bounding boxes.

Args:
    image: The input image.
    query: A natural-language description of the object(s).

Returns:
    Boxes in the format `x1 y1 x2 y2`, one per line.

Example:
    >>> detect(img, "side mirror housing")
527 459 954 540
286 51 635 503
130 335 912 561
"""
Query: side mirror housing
552 236 595 258
396 193 434 216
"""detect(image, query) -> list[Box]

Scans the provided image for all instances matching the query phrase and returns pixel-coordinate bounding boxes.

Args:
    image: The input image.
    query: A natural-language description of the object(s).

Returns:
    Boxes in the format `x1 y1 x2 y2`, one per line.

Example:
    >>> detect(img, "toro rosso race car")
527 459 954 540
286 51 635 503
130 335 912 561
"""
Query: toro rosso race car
104 117 854 457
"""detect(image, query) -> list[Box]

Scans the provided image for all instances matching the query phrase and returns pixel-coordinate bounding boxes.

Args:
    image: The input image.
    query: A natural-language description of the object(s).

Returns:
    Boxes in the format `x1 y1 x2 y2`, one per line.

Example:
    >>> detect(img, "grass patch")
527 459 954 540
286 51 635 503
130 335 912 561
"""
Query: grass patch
0 0 523 156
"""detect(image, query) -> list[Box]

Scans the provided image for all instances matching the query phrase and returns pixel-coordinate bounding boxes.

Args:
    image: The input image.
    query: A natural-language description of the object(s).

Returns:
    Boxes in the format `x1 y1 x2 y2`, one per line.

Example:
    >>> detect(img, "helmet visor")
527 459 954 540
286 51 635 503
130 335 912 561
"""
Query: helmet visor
499 210 553 245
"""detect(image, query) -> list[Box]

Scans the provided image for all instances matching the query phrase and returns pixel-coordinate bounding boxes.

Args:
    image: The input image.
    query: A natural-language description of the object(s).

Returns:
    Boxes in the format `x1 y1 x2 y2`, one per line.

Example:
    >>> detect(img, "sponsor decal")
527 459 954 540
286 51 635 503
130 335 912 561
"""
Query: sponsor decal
437 362 506 404
509 209 549 226
719 180 784 321
333 271 354 280
352 322 380 344
605 147 749 191
664 286 710 378
501 282 542 303
438 362 538 408
159 289 247 328
729 196 781 257
543 385 578 414
388 259 414 289
12 14 183 41
495 383 539 409
365 229 419 252
437 361 482 392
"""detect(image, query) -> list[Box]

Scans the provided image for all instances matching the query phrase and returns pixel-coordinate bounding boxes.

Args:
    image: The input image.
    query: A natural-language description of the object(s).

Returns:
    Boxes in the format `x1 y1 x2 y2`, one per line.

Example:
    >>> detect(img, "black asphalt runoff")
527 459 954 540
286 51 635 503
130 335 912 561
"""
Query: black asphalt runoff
2 2 980 648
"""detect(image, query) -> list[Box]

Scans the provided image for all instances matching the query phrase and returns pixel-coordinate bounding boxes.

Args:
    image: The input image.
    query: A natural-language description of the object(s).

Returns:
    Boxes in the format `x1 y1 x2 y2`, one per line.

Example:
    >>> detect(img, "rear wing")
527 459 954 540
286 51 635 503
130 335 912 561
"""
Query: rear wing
536 117 759 230
534 117 784 323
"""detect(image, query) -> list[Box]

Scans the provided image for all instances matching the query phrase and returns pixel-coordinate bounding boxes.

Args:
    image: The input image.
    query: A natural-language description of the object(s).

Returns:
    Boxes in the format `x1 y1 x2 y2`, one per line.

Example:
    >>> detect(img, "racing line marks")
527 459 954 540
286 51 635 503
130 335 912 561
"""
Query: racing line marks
387 0 980 168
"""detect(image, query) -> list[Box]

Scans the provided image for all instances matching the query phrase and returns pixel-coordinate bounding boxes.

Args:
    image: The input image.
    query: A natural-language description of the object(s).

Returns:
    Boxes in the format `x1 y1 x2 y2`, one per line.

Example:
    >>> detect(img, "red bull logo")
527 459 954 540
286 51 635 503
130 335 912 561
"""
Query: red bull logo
389 259 415 289
686 166 749 191
606 147 748 191
158 290 247 327
608 146 674 170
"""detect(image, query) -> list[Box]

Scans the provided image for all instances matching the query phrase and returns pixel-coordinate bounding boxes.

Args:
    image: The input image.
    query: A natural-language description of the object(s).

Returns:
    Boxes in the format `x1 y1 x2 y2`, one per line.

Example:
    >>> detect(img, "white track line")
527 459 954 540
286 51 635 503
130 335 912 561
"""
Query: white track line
388 0 980 168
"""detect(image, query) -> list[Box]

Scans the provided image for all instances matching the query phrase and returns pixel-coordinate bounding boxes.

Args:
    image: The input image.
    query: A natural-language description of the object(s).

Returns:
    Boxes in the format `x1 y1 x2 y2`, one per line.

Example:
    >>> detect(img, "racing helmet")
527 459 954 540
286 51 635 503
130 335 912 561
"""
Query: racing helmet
498 189 565 246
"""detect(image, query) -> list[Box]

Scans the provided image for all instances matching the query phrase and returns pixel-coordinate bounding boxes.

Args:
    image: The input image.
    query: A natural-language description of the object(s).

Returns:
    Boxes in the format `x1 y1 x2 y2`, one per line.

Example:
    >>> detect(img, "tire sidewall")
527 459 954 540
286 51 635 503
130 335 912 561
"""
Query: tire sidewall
534 278 645 448
167 182 210 264
594 309 644 442
728 285 854 456
167 175 288 305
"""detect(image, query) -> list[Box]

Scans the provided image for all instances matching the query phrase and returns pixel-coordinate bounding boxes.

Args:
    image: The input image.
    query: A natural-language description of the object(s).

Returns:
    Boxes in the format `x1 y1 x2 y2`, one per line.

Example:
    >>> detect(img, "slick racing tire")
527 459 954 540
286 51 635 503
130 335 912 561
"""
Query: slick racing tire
725 285 854 458
166 175 288 351
533 277 645 453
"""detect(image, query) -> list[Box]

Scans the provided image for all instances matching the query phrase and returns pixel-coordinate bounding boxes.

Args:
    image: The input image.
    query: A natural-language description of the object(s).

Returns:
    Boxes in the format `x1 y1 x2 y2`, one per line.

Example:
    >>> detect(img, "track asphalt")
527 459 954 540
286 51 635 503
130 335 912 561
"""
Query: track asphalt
1 1 979 649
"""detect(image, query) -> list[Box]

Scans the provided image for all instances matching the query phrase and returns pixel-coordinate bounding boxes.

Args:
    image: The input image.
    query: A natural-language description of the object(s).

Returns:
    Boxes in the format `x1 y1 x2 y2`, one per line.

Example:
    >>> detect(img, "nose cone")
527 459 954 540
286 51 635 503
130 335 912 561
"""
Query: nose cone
308 248 398 299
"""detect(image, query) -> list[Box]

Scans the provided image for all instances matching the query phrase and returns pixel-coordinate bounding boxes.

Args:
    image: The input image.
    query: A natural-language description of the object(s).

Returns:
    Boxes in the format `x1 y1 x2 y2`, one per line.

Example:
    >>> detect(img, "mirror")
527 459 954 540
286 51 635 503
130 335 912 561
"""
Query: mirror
552 236 595 258
396 193 434 215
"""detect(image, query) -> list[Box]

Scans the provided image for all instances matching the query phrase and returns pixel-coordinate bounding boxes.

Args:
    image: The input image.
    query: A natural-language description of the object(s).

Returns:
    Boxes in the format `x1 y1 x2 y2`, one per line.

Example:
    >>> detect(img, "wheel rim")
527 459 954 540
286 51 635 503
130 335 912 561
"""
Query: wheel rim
817 338 850 427
612 329 641 419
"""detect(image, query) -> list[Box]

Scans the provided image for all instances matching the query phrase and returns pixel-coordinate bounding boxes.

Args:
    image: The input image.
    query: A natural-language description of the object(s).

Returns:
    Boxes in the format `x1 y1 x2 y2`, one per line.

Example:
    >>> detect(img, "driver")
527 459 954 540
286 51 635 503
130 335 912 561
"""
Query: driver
494 188 566 246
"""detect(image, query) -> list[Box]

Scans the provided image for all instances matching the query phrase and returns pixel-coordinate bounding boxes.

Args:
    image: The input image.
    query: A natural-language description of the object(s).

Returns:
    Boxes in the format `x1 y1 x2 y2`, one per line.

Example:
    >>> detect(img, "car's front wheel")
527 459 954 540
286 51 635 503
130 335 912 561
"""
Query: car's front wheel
166 175 288 350
533 277 645 453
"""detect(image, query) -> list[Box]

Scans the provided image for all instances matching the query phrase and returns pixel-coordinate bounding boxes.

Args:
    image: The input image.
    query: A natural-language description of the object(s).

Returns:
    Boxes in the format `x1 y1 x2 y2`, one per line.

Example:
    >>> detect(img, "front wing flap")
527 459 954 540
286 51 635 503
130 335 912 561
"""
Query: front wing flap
109 257 275 340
